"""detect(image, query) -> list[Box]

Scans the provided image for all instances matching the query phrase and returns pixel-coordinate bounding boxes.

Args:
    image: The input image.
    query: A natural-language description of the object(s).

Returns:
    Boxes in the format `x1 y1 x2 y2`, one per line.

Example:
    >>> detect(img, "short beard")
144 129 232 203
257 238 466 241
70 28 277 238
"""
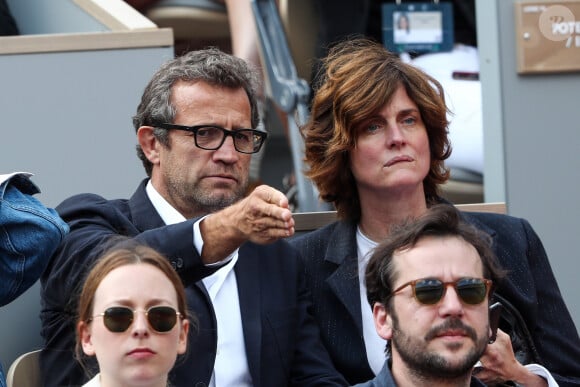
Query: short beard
194 188 245 213
167 177 248 216
391 313 488 381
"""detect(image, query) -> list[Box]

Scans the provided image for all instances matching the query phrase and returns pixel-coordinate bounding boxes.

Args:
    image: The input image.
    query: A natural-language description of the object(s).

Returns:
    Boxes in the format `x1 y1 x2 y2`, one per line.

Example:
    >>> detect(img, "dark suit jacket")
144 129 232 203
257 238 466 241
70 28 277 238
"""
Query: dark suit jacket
40 179 347 387
290 207 580 386
351 362 485 387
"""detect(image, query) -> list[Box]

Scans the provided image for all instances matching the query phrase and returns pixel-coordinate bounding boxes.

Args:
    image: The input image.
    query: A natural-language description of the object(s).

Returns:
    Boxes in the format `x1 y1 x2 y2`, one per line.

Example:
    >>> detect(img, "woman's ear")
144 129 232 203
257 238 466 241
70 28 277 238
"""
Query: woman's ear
79 321 96 356
373 302 394 340
177 319 190 355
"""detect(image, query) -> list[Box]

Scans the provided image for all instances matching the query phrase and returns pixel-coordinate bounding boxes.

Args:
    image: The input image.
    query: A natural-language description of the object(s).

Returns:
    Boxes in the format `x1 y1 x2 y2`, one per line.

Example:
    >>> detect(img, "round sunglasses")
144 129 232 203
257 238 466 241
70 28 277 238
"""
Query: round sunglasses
390 277 492 305
89 306 182 333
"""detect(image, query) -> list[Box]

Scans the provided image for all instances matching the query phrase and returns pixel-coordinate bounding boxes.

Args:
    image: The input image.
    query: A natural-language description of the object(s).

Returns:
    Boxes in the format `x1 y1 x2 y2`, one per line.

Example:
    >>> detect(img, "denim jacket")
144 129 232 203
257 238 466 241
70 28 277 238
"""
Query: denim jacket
0 173 68 387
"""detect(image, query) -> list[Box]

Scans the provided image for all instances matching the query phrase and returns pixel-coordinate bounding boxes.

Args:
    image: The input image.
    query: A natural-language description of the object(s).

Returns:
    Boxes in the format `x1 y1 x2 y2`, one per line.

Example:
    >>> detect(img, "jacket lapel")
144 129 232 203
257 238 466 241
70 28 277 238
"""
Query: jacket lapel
129 179 166 231
324 221 364 333
235 244 262 387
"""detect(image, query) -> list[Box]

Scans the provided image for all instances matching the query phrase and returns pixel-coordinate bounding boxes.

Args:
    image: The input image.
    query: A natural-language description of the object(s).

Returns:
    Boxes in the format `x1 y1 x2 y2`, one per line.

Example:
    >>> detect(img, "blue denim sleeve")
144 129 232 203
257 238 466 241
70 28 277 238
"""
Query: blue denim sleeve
0 176 69 306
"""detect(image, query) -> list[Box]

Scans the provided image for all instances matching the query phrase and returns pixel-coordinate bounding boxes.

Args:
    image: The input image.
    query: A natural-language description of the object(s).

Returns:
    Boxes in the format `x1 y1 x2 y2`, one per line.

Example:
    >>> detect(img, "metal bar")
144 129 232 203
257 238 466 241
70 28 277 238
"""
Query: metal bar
251 0 325 212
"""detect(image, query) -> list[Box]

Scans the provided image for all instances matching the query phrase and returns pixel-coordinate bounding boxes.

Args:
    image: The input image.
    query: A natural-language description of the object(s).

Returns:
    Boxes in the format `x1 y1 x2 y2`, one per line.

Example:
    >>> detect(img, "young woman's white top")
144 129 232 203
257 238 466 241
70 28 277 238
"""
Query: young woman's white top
82 374 100 387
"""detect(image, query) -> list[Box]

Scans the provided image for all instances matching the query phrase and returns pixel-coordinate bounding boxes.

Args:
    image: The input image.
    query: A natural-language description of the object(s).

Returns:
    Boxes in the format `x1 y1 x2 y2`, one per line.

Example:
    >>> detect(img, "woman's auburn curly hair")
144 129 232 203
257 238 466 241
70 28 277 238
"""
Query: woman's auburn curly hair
302 38 452 222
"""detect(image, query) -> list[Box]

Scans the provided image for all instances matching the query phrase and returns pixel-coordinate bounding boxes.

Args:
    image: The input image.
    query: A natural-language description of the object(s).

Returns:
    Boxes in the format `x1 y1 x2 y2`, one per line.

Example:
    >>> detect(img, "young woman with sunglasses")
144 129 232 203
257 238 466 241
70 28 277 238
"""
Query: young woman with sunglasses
290 38 578 386
75 242 190 387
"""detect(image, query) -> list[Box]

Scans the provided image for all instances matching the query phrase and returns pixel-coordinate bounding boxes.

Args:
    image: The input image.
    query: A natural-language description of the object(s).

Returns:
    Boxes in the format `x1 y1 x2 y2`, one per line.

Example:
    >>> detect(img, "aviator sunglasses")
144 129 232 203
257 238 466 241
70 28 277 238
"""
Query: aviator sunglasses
88 306 182 333
391 277 492 305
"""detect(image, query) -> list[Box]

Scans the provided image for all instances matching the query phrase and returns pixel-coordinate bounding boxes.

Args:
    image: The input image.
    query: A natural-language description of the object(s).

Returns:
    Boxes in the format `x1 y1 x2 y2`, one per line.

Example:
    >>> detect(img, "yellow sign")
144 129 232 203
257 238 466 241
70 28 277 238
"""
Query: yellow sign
515 0 580 74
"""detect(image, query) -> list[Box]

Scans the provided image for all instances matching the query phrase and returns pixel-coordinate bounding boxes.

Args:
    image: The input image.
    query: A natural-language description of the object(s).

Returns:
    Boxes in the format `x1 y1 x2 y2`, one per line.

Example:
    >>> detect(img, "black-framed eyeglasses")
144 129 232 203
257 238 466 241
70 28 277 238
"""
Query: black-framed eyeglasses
88 306 182 333
390 277 492 306
156 123 267 154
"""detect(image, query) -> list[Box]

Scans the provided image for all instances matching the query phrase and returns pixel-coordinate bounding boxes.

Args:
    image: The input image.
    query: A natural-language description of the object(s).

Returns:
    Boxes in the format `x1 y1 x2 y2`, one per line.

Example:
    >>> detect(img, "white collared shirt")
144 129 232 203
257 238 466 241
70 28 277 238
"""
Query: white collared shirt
146 181 252 386
81 374 100 387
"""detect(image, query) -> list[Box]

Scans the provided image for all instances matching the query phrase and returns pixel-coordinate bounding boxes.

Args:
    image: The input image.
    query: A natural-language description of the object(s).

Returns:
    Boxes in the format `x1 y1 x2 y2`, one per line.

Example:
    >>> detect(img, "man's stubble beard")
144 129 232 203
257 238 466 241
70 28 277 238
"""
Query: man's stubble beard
173 177 249 216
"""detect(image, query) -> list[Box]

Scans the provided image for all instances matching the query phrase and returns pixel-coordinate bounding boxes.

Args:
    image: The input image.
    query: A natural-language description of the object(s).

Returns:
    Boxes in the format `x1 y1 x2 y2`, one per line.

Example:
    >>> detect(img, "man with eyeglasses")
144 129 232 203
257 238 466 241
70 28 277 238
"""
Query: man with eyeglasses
355 204 537 387
39 48 347 387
